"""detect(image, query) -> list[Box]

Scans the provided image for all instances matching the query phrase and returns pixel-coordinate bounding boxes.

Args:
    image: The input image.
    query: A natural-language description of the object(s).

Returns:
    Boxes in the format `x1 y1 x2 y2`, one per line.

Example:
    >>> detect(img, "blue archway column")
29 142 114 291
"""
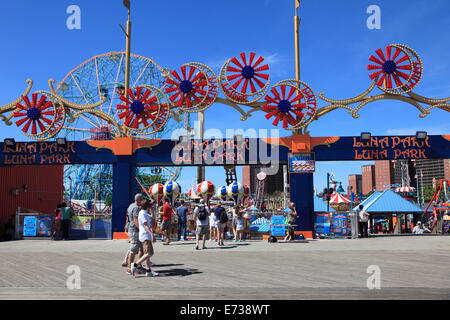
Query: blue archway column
290 172 315 238
112 156 136 236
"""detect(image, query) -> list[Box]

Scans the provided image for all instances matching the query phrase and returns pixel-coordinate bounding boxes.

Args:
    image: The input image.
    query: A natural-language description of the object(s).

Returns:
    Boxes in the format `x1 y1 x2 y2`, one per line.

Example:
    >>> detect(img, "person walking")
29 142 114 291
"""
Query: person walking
176 200 189 241
213 201 227 246
209 203 217 242
194 199 210 250
161 200 174 245
233 208 245 242
412 221 431 234
284 202 298 241
60 202 73 240
51 204 63 240
125 194 144 274
131 200 159 277
231 206 240 241
358 205 370 238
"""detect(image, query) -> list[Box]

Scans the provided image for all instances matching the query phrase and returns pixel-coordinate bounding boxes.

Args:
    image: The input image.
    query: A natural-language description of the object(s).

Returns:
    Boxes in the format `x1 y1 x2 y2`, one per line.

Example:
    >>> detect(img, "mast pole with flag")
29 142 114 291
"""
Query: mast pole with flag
294 0 302 134
122 0 132 100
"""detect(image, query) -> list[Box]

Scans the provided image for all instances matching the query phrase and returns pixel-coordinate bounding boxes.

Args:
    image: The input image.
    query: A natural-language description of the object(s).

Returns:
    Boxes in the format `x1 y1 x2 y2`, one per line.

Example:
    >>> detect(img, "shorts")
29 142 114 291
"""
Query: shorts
161 219 171 231
215 222 224 231
142 240 154 256
196 225 209 236
236 225 244 232
128 229 142 254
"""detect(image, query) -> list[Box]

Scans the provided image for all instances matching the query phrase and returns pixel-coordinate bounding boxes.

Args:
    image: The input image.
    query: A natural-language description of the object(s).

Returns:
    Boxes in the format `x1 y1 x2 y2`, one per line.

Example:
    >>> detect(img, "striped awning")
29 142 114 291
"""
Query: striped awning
395 187 416 193
329 193 351 204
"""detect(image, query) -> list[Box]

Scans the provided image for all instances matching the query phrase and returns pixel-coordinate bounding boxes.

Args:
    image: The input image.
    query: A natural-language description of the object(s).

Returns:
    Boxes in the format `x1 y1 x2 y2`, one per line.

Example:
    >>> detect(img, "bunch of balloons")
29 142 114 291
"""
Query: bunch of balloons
163 181 181 205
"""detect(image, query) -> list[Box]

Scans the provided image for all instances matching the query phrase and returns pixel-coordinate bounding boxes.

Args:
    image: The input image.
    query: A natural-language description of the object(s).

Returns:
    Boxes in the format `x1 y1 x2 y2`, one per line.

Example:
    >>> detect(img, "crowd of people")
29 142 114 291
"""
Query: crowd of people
121 194 255 276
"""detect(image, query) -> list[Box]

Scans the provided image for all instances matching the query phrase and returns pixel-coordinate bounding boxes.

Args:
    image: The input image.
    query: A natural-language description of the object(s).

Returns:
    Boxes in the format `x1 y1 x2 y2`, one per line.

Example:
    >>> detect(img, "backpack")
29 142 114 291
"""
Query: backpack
219 210 228 224
198 205 208 221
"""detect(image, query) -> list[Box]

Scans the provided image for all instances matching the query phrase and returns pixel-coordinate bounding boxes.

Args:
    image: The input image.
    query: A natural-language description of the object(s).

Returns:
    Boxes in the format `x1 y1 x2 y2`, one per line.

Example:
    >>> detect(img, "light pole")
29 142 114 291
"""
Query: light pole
294 0 302 135
121 0 132 99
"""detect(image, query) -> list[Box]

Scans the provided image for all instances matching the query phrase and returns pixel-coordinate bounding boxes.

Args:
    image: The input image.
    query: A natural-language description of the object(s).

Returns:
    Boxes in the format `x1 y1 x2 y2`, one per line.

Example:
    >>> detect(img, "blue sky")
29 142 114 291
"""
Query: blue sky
1 0 449 192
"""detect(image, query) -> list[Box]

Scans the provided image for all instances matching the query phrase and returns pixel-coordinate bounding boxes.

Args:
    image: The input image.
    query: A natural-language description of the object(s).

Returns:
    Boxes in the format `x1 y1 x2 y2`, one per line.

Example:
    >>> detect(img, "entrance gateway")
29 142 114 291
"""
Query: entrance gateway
2 134 450 238
1 3 449 238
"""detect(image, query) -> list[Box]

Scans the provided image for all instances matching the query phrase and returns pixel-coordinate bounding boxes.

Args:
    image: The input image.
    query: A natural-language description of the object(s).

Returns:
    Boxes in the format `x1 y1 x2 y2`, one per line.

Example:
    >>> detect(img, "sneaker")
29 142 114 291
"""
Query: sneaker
126 268 132 275
121 261 128 267
146 271 159 277
130 265 137 276
195 245 199 250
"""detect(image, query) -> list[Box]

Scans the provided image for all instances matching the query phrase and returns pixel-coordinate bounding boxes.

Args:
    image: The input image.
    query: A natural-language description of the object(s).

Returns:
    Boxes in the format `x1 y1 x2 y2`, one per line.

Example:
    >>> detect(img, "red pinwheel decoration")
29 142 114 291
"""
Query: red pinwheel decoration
165 65 209 109
367 45 413 91
13 93 56 135
226 52 269 95
262 83 316 129
117 87 162 131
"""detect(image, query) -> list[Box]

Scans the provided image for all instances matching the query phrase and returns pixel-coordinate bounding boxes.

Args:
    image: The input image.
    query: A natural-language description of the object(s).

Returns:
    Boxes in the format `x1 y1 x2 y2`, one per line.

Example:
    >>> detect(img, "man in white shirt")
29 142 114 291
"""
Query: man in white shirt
194 199 210 250
412 221 431 234
358 205 370 238
131 200 159 277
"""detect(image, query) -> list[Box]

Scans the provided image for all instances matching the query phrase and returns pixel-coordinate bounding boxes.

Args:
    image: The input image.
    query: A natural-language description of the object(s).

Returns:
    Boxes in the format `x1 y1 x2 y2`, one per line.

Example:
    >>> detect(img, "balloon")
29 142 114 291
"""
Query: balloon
217 185 228 201
149 183 164 204
163 181 181 205
227 181 244 205
197 181 216 202
243 184 250 199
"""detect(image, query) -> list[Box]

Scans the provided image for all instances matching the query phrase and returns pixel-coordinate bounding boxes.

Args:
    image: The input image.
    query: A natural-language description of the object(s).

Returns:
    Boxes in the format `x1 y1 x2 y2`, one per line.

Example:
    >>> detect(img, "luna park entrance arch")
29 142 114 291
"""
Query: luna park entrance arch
2 134 450 238
1 4 450 240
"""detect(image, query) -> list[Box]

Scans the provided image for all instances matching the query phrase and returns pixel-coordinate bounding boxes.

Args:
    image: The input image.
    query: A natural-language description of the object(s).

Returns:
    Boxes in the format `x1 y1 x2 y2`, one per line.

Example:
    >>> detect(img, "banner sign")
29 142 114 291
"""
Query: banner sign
23 216 37 237
72 216 91 231
1 135 450 167
288 152 315 173
331 213 349 235
271 214 286 236
315 213 331 235
37 216 53 237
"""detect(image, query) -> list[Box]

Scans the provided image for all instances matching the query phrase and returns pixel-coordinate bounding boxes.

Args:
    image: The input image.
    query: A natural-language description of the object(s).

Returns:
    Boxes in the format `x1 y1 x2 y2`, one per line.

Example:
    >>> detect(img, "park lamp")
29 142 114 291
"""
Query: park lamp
416 131 427 142
56 138 67 146
361 132 371 142
4 138 15 146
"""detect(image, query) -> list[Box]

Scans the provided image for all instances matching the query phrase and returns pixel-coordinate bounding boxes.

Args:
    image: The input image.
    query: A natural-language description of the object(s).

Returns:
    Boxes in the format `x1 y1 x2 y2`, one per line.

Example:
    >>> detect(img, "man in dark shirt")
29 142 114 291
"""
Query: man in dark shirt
176 200 189 241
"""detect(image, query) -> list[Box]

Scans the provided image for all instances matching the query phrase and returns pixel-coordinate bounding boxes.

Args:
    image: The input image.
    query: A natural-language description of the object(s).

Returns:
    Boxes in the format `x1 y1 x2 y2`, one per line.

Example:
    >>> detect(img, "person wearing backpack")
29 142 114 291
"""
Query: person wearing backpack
214 201 228 246
194 199 210 250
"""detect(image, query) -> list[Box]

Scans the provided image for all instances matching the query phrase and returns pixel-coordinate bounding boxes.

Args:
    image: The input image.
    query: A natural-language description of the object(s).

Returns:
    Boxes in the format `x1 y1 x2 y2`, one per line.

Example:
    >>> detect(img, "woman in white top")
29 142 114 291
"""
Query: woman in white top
131 201 159 277
232 206 245 242
209 204 217 242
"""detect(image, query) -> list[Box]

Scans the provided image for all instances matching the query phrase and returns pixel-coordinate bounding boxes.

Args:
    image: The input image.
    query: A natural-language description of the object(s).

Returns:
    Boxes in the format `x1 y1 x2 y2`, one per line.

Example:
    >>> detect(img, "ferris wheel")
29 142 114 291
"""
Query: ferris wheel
56 52 184 140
